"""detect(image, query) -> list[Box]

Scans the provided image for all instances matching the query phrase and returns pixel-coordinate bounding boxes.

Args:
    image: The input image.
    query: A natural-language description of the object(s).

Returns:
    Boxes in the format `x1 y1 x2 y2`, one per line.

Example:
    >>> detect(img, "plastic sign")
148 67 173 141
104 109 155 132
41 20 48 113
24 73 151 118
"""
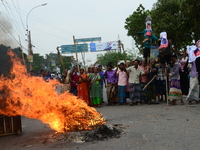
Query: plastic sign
90 41 117 52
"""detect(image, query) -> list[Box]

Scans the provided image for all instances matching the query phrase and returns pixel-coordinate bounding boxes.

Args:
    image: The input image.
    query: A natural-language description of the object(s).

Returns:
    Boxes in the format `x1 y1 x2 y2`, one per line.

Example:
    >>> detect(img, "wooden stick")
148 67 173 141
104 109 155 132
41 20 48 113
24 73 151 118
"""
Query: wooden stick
56 47 65 70
120 42 126 63
142 75 156 91
73 36 80 72
165 63 169 105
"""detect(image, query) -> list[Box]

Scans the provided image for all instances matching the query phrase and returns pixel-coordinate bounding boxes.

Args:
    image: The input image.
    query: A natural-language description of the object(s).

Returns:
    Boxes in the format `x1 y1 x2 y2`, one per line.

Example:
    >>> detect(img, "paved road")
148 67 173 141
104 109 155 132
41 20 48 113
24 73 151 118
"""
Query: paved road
0 99 200 150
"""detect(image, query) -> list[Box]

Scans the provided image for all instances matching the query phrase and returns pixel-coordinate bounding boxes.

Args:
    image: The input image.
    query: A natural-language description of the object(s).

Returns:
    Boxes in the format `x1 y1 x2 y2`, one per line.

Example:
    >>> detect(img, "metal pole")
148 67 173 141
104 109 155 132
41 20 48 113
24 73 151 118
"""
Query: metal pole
26 3 47 55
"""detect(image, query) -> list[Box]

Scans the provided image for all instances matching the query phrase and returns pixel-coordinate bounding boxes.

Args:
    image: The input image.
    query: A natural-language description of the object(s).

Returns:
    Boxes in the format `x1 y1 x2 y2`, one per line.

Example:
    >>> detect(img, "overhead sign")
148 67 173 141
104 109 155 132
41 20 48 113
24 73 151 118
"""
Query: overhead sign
75 37 101 43
90 41 117 52
61 44 88 54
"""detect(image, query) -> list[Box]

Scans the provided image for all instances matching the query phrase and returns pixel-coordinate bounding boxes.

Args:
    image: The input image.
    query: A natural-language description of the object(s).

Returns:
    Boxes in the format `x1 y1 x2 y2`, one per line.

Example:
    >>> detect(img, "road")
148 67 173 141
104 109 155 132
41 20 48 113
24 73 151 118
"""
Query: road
0 98 200 150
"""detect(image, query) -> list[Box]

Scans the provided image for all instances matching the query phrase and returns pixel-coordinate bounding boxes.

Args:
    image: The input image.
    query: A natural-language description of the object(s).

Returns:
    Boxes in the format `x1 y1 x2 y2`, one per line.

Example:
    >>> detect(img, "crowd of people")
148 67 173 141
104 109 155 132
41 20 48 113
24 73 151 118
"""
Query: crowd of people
40 50 199 108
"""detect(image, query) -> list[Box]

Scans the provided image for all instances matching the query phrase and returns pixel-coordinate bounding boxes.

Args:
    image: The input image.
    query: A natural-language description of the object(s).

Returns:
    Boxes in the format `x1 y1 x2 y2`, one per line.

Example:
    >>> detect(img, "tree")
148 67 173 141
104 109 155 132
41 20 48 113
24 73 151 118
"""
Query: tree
181 0 200 43
97 50 142 67
32 53 45 73
125 1 200 53
124 4 152 50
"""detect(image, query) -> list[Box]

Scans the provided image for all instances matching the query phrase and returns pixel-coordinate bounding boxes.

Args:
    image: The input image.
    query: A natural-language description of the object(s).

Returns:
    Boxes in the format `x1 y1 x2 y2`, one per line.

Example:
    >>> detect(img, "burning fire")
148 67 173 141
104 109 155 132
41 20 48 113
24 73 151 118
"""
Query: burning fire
0 50 105 132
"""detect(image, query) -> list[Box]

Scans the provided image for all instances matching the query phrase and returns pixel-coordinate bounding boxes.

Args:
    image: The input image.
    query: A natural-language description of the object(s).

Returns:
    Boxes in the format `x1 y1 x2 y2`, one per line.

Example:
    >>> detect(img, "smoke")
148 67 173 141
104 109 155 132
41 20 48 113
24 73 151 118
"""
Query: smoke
0 12 18 47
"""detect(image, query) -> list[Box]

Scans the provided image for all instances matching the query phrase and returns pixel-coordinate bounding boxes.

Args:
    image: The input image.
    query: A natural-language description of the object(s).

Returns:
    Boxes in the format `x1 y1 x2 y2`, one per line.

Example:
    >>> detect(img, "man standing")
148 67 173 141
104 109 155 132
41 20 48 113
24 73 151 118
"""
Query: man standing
116 62 129 105
127 60 144 106
156 60 166 102
104 63 117 106
70 68 79 96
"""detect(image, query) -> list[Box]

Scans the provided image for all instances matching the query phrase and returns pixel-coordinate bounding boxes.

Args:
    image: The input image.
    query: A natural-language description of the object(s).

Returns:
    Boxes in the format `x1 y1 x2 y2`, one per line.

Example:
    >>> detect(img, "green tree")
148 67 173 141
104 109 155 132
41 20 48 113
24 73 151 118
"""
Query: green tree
181 0 200 43
97 50 141 67
124 4 151 50
151 0 191 51
32 53 45 73
45 53 72 72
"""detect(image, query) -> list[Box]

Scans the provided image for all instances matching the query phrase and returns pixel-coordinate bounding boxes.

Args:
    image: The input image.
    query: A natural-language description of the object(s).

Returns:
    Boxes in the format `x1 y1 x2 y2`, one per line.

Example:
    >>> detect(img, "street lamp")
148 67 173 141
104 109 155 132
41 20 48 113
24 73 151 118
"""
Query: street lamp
26 3 47 55
25 3 47 69
26 3 47 32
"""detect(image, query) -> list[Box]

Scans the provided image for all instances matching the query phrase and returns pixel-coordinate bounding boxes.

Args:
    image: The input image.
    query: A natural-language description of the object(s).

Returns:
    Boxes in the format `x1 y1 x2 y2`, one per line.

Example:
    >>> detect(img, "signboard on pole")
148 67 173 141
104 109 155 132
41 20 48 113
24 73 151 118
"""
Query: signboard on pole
61 44 88 54
90 41 117 52
150 46 159 59
75 37 101 43
27 55 33 62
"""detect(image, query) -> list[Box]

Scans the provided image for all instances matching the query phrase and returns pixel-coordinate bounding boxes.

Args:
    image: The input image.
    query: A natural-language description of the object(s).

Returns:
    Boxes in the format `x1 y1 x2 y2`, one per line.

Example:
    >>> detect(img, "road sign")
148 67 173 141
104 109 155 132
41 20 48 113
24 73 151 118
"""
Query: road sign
74 37 101 43
61 44 88 54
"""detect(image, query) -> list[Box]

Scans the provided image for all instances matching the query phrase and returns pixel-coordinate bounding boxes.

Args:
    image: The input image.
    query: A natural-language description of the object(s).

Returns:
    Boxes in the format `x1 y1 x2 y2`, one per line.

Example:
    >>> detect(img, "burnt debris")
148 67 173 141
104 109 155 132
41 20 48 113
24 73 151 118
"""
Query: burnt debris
49 124 123 143
83 124 122 142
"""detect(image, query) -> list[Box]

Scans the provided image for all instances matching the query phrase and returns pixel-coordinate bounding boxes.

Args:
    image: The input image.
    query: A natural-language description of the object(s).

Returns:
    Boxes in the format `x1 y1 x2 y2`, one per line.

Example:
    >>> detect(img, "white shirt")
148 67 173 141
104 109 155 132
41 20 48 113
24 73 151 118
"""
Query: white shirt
127 66 144 84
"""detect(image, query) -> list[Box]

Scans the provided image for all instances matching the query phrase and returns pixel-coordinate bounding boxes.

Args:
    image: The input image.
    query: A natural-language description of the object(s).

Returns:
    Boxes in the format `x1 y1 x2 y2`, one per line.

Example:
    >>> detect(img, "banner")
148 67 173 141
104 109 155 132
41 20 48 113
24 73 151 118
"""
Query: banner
90 41 117 52
187 45 196 62
159 32 168 49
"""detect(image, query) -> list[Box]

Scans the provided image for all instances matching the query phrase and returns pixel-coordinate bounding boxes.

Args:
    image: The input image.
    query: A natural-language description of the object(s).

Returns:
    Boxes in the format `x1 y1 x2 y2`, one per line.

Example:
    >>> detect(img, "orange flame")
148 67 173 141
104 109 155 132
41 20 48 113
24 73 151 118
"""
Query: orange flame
0 50 105 132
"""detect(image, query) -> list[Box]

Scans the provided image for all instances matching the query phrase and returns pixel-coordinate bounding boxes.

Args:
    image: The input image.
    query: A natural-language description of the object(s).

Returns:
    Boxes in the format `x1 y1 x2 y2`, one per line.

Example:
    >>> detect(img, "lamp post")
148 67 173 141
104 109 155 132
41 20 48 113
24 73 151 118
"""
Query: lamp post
26 3 47 57
26 3 47 32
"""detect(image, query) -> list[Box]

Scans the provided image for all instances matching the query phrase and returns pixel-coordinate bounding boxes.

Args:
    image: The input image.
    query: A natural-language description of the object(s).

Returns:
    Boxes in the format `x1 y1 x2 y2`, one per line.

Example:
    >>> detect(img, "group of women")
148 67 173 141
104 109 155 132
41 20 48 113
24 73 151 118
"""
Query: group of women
61 67 103 107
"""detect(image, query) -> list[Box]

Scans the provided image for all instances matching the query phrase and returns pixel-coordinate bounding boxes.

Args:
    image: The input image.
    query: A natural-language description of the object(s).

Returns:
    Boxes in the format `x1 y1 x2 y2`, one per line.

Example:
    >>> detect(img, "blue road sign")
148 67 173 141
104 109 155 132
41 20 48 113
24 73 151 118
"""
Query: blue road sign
61 44 88 53
74 37 101 43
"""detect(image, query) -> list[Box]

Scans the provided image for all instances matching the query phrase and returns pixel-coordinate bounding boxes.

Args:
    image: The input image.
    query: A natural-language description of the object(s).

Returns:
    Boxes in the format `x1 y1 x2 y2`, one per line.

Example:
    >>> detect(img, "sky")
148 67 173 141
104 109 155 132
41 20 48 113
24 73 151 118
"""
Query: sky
0 0 157 65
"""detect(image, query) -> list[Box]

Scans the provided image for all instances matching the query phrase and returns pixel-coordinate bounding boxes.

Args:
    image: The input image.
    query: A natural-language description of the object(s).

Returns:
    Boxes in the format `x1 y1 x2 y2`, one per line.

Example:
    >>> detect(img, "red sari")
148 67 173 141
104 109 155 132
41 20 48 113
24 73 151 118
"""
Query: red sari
78 73 89 104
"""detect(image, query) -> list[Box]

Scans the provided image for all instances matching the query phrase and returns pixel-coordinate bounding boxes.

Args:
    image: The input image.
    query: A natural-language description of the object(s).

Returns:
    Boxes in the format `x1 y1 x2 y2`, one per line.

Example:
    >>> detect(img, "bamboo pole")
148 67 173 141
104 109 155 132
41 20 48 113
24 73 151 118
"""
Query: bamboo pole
142 75 157 91
56 47 65 70
165 63 169 105
120 42 126 63
73 36 80 72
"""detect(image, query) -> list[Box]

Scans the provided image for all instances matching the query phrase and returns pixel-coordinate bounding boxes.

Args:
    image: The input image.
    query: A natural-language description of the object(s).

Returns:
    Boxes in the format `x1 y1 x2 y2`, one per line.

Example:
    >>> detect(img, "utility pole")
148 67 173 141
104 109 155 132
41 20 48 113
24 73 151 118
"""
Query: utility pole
118 40 122 53
28 31 33 55
117 34 121 53
73 36 80 72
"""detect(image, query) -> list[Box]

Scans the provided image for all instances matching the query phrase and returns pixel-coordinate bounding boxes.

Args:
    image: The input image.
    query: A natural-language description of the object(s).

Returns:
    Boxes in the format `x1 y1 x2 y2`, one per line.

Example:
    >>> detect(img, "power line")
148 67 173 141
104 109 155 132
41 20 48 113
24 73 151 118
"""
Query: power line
5 1 80 37
5 0 26 38
12 0 26 30
1 0 26 43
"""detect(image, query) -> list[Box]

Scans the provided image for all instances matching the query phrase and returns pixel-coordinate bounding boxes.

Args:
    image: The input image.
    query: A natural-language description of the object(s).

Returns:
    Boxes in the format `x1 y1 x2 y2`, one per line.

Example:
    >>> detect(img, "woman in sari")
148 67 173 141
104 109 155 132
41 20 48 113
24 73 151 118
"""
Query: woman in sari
78 68 89 104
89 67 102 107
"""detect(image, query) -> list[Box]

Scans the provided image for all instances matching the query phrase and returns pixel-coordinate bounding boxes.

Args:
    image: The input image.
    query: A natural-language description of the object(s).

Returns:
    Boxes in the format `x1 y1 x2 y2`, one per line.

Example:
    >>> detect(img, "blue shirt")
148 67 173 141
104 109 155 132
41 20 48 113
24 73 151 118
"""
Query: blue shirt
98 71 104 85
